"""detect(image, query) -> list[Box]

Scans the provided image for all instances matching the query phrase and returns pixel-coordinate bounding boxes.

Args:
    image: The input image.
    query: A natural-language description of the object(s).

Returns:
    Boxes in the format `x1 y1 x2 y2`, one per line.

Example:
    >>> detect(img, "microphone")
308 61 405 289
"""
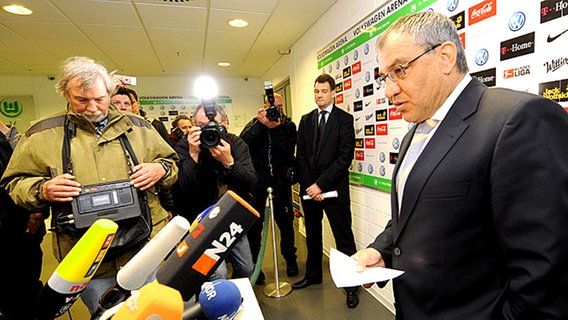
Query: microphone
35 219 118 320
183 279 242 320
157 190 260 301
91 215 190 319
111 281 183 319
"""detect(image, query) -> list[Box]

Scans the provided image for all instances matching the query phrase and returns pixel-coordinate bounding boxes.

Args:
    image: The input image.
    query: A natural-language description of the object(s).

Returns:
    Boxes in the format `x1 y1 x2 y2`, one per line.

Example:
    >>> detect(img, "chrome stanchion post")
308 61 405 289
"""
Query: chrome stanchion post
263 187 292 298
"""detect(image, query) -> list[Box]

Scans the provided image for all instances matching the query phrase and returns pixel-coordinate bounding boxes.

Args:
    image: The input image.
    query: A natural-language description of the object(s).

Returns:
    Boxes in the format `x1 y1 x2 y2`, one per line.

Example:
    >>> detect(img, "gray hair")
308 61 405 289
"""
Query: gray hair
55 56 115 96
376 11 468 73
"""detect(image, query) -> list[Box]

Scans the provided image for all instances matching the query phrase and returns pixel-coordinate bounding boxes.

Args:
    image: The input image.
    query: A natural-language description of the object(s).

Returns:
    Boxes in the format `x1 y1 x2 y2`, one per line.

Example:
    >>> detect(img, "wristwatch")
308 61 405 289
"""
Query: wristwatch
159 161 170 174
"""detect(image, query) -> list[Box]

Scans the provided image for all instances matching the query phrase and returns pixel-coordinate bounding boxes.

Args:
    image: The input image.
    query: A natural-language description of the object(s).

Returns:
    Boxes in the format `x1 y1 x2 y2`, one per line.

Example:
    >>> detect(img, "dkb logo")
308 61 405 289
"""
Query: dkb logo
0 99 23 118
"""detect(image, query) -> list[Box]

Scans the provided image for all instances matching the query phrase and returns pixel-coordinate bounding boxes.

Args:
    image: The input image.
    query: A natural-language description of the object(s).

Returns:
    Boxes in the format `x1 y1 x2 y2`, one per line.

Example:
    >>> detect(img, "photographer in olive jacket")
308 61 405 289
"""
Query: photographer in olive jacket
0 56 178 314
240 93 299 282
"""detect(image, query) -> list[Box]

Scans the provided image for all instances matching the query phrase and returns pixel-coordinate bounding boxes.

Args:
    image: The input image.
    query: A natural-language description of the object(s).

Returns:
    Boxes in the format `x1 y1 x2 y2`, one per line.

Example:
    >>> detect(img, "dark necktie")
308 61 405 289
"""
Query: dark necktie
318 110 327 140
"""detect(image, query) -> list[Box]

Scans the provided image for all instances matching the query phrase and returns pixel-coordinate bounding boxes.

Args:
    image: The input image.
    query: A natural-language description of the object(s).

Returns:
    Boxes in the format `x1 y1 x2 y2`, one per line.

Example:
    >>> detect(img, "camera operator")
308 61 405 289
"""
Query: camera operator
240 93 298 283
172 103 256 279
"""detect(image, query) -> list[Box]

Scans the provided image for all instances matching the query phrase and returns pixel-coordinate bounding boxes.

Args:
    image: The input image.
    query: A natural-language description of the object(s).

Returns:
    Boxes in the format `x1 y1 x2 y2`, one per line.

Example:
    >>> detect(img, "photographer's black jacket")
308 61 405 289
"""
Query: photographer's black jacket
239 116 297 189
172 133 258 221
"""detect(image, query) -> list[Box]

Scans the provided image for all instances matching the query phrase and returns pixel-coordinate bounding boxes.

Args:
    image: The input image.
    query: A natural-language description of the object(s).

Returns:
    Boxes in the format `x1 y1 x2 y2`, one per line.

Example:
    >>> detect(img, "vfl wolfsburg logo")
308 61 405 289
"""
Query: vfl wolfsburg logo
0 99 23 118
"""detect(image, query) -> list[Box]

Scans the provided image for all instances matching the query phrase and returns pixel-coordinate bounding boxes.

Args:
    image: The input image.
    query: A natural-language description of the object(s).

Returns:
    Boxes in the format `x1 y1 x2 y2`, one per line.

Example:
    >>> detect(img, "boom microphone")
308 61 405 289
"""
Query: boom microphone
35 219 118 319
91 216 190 319
183 279 242 320
157 190 260 300
111 281 183 319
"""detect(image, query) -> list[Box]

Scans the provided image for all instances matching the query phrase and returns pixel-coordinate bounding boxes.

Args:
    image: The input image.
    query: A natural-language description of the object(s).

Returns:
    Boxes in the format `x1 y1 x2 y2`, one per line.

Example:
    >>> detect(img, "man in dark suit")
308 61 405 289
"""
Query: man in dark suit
353 12 568 319
294 74 359 308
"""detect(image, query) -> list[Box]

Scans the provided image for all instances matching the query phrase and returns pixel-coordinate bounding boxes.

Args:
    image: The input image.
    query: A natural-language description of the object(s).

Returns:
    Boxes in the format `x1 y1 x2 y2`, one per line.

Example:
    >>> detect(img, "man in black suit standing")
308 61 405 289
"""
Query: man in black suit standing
353 11 568 319
293 74 359 308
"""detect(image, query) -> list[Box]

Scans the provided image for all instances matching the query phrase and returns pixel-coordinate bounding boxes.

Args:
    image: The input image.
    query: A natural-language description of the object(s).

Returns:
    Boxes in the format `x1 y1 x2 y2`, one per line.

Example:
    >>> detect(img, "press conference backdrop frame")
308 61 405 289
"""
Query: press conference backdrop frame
139 94 233 132
317 0 568 192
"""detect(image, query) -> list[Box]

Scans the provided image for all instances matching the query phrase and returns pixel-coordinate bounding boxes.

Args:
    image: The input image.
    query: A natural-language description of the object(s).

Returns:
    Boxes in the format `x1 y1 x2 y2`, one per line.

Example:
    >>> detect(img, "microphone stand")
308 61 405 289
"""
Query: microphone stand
263 187 292 298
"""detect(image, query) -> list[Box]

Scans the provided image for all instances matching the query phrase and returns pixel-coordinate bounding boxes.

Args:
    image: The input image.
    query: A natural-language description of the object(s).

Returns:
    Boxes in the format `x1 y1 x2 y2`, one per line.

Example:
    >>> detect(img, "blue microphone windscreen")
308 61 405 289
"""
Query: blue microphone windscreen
198 279 242 319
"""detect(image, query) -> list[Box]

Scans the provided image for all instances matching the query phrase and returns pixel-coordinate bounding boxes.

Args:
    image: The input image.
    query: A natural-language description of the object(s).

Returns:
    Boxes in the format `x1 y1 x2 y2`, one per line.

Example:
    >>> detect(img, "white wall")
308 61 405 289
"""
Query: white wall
0 75 264 135
263 0 396 313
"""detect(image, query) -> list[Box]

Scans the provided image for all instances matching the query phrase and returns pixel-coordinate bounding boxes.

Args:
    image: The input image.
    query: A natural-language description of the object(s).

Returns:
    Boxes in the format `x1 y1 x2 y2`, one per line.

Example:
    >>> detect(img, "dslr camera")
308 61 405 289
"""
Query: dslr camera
200 98 227 149
264 81 281 122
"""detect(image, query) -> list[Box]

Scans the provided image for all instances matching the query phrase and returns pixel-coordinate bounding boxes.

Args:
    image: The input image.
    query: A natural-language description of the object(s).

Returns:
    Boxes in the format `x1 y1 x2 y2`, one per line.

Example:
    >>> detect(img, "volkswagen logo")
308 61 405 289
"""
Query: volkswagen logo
392 138 400 150
508 11 525 32
475 49 489 66
447 0 458 12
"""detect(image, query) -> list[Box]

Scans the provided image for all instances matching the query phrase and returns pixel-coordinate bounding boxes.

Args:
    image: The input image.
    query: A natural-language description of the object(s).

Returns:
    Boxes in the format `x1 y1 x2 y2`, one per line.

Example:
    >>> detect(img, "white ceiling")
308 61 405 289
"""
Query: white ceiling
0 0 336 78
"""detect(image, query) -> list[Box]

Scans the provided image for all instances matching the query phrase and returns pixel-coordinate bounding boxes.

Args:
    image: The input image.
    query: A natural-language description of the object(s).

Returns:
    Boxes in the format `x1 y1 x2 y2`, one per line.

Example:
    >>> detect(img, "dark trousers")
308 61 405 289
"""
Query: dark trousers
301 197 357 292
247 185 297 265
0 233 44 320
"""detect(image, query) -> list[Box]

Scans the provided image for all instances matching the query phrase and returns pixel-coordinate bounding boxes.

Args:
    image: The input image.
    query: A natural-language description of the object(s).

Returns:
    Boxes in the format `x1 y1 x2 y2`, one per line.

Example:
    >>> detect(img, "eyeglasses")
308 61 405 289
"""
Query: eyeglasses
376 44 441 89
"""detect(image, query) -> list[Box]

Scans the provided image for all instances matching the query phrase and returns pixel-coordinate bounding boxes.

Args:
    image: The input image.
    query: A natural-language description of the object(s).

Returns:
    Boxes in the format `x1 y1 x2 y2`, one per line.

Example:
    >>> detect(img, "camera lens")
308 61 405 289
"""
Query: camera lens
266 106 281 122
200 121 227 149
200 126 220 149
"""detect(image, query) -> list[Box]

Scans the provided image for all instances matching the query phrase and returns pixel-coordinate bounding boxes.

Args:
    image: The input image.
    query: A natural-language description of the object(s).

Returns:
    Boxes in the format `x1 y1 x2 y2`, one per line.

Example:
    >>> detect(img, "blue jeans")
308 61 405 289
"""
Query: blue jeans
81 277 116 314
81 268 158 315
209 234 254 280
228 234 254 278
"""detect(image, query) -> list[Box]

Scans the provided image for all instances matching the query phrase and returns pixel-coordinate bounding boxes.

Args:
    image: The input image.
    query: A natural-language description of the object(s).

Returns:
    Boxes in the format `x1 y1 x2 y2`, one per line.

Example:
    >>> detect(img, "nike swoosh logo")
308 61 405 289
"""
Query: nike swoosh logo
547 28 568 42
365 101 372 106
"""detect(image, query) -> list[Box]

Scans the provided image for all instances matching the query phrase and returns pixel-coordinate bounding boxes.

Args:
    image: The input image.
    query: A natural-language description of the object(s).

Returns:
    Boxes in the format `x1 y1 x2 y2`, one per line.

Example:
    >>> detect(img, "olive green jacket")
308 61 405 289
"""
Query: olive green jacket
1 105 179 277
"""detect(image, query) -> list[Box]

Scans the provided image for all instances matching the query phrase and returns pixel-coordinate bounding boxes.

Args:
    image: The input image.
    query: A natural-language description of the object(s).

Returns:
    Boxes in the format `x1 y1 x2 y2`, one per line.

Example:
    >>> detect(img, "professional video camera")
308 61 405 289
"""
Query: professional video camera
200 98 227 149
264 81 281 122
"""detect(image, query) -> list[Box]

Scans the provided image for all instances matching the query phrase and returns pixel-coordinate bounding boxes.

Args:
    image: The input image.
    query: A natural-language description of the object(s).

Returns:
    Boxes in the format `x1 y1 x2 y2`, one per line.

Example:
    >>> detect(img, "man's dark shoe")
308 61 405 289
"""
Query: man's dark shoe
255 270 265 285
292 278 322 289
346 291 359 308
286 260 299 277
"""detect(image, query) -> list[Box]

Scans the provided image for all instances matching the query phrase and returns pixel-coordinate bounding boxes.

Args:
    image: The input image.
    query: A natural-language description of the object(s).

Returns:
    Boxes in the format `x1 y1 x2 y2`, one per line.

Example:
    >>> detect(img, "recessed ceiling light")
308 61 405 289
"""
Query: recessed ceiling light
2 4 33 16
228 19 248 28
217 62 231 67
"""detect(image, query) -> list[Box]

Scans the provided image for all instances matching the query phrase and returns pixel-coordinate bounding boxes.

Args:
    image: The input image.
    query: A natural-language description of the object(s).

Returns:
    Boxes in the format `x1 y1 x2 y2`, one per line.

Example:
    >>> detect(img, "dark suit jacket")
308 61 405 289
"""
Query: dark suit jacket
297 105 354 202
369 79 568 319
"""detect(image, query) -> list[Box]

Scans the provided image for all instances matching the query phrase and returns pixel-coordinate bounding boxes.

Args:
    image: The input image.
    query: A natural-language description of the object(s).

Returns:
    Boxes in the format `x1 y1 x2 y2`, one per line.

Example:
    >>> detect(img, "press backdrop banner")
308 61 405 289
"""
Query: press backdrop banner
139 95 233 132
317 0 568 191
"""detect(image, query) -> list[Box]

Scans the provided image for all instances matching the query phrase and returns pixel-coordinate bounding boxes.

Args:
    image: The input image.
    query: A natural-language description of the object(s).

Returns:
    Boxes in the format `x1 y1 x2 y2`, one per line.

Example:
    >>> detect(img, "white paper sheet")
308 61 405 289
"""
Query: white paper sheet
329 247 405 288
302 190 338 200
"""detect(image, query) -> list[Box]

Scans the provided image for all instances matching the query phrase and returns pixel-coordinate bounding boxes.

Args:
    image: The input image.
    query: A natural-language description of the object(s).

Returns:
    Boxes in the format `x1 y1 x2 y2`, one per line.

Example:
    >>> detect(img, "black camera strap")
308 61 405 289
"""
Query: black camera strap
59 116 153 259
62 116 138 172
60 117 150 224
